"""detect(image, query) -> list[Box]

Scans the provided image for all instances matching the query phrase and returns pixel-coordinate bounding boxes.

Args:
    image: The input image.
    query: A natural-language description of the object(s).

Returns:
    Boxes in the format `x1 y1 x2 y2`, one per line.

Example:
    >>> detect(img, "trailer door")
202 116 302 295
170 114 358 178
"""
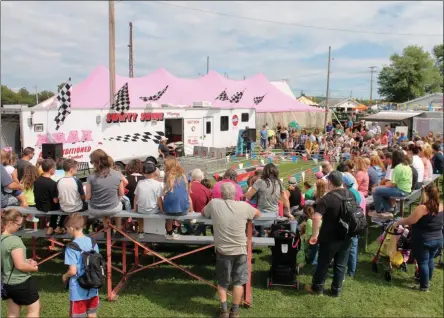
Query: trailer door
184 118 203 155
203 117 214 148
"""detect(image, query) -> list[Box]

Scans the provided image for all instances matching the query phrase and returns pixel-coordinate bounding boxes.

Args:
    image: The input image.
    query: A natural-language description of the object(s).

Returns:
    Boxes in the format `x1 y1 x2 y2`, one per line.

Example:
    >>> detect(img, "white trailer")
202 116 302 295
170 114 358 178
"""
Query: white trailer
1 104 255 166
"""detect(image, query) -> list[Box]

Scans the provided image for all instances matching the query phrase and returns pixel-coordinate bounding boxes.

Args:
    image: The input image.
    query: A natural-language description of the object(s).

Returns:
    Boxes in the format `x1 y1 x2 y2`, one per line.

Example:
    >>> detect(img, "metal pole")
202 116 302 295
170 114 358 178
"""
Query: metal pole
109 0 116 106
35 85 39 105
369 66 377 105
323 46 331 132
129 22 134 78
206 56 209 74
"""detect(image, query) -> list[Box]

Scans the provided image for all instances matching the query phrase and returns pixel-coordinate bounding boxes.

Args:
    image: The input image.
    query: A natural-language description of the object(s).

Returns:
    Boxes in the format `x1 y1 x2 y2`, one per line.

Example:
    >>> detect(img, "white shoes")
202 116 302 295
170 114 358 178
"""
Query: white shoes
166 233 180 240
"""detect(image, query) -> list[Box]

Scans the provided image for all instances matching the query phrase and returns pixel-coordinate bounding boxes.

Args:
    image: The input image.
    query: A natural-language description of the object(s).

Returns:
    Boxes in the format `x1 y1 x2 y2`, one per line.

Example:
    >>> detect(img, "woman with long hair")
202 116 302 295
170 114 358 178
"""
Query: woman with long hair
86 149 124 236
162 156 191 240
368 155 386 192
354 157 370 196
372 150 412 213
245 163 292 236
421 144 434 182
313 179 328 200
305 136 313 159
1 209 41 317
20 165 40 207
125 159 145 208
394 183 443 292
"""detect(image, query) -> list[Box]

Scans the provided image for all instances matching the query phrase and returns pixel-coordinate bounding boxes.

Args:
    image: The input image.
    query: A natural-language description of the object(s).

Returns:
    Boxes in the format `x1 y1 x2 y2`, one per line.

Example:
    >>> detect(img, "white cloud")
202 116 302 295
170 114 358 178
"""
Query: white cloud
1 1 442 99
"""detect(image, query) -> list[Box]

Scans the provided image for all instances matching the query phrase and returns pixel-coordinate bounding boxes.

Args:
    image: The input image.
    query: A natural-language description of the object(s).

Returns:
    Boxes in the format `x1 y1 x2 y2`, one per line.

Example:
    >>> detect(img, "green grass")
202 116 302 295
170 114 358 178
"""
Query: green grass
2 229 443 317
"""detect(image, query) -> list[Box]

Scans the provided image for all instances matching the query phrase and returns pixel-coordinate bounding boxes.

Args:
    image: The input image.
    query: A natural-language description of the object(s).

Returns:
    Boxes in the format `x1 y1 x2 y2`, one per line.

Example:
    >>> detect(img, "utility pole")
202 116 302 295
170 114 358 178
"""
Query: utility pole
129 22 134 78
369 66 377 105
109 0 116 106
34 85 39 105
206 56 209 74
323 46 331 131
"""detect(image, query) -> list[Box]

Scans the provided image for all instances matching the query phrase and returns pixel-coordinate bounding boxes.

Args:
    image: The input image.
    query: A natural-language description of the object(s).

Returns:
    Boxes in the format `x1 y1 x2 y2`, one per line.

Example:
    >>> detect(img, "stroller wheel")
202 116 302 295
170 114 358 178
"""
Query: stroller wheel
401 263 407 272
295 266 300 276
371 262 378 273
293 281 300 290
384 271 392 282
266 277 271 289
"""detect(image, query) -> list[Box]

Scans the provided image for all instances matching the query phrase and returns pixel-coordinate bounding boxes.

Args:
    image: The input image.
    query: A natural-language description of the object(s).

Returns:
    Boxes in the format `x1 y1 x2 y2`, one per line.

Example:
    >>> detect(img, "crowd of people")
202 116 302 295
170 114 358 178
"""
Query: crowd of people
1 120 443 317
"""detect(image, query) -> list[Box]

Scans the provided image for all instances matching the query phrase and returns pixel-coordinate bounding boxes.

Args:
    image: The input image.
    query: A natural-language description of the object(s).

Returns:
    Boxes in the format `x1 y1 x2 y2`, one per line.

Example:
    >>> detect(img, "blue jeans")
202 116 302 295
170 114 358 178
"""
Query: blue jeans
312 238 352 295
347 236 358 276
260 138 267 149
373 186 408 212
412 237 443 289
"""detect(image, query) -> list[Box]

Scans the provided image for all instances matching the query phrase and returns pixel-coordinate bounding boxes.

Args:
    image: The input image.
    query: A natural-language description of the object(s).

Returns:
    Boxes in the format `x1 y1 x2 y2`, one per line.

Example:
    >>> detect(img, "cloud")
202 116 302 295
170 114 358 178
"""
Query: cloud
1 1 442 99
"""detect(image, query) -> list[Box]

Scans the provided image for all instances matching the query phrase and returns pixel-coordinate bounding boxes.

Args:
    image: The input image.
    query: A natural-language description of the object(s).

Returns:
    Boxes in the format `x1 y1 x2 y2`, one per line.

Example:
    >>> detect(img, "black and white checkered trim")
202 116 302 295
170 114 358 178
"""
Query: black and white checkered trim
104 131 165 144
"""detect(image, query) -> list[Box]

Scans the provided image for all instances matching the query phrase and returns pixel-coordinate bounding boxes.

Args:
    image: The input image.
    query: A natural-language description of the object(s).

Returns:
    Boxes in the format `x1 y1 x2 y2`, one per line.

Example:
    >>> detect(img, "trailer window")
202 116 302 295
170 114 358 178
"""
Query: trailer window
220 116 229 131
206 121 211 134
241 113 249 122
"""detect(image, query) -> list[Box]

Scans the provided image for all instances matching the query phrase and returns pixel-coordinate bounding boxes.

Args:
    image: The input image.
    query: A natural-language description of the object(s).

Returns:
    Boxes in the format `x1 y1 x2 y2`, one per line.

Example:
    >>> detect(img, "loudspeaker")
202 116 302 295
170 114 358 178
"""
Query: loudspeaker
247 128 257 142
42 143 63 161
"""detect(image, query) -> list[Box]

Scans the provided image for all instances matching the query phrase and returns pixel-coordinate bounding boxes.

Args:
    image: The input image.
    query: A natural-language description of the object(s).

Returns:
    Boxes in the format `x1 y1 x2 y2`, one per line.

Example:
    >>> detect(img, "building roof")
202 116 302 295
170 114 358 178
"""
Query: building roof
402 93 443 105
363 111 424 122
318 97 359 108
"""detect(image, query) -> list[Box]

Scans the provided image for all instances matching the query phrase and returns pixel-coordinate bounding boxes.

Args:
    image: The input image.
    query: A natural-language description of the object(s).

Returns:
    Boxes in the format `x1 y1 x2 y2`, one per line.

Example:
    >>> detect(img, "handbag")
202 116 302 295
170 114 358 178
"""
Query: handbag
1 236 15 300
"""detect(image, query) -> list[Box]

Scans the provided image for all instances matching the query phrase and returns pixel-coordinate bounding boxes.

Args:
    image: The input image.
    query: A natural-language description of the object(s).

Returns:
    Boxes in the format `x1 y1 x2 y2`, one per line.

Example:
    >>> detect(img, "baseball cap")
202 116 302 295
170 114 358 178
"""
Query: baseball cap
408 141 415 145
416 140 424 148
315 171 324 179
288 176 297 185
142 161 156 174
326 170 343 187
342 174 354 188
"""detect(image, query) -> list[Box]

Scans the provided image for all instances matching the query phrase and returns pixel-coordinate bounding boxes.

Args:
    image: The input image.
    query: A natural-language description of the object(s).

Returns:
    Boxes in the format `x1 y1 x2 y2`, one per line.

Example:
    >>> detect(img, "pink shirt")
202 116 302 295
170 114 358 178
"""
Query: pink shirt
212 179 243 201
355 171 369 196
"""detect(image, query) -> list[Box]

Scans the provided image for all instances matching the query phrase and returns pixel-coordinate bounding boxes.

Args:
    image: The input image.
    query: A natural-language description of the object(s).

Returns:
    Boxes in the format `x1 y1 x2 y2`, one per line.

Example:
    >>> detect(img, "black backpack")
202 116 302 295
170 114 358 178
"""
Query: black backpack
331 190 367 237
66 237 106 291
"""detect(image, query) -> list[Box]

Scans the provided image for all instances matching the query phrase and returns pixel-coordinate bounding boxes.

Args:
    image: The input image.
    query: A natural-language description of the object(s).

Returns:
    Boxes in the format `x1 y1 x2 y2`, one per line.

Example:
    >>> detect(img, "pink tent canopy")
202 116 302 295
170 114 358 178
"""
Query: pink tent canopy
70 65 323 113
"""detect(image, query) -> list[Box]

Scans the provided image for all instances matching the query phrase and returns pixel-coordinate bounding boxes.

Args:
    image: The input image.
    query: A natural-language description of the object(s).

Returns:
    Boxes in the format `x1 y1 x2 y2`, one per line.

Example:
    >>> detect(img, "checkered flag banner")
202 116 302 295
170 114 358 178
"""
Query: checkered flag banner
111 83 130 114
253 94 266 105
139 85 169 102
229 90 245 103
215 89 229 101
54 78 72 131
104 131 164 144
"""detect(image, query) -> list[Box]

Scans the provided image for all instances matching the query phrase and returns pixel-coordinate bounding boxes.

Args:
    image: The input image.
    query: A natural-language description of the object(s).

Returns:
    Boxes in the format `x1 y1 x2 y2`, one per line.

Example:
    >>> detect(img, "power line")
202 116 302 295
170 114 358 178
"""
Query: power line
152 1 443 37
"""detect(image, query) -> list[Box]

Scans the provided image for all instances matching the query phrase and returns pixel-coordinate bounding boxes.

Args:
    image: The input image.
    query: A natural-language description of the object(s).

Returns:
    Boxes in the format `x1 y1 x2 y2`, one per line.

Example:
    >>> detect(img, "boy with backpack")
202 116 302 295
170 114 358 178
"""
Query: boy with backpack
63 213 105 318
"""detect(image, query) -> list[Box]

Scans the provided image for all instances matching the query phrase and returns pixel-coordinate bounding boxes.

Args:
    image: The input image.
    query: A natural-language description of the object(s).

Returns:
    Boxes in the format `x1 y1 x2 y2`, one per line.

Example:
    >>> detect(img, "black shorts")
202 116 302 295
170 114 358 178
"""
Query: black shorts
4 277 39 306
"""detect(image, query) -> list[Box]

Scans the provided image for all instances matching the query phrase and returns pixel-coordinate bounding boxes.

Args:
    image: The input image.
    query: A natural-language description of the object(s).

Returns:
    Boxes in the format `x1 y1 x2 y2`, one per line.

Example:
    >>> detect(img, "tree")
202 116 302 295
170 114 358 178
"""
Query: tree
38 90 55 102
1 85 55 106
377 45 443 102
433 44 443 77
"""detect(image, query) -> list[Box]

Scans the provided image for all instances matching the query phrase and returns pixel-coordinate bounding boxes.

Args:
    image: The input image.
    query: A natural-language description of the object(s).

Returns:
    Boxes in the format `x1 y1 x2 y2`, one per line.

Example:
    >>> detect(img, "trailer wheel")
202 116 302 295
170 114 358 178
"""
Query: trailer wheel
115 161 125 171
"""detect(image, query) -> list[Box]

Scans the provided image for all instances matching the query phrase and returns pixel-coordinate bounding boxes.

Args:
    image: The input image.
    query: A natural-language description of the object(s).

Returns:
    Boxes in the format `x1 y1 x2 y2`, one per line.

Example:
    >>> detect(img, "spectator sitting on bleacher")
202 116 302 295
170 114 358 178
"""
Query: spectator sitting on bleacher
86 149 124 238
203 182 261 318
431 143 443 175
285 177 304 216
52 157 66 182
124 159 145 209
368 155 385 191
336 162 358 190
407 145 424 188
15 147 35 181
57 159 87 214
1 163 27 209
372 150 412 214
212 168 243 201
34 159 64 235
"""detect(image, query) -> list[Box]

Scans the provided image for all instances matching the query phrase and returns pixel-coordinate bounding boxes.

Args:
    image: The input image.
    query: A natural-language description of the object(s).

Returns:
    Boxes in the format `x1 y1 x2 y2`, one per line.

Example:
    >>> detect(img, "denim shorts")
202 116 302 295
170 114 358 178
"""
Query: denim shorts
216 254 248 289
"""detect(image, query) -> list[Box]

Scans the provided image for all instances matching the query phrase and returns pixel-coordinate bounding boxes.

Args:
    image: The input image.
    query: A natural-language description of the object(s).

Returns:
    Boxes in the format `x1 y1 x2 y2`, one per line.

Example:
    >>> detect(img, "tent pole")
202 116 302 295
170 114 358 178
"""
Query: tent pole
109 0 116 105
323 46 331 132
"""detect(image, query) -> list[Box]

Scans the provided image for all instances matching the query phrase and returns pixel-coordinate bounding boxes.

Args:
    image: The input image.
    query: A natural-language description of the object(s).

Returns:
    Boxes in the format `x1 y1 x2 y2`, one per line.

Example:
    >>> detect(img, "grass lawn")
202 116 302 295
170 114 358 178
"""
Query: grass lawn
2 227 443 317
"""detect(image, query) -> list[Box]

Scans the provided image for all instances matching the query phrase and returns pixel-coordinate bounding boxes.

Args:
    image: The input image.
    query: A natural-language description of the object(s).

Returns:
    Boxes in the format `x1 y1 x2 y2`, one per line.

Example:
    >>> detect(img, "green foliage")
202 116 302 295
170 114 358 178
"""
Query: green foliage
433 43 443 77
1 85 54 106
377 45 443 102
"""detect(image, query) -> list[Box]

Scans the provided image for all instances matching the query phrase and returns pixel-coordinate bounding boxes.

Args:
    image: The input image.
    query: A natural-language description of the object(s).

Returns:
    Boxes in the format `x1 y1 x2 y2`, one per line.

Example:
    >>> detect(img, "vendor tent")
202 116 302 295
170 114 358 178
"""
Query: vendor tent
353 104 368 111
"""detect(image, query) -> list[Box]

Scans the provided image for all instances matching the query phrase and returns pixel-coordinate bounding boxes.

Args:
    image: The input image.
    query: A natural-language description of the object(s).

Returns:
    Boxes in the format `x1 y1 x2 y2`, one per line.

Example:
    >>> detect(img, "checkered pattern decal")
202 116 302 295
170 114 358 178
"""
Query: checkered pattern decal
54 78 72 130
253 95 266 105
229 90 245 103
215 89 229 101
104 131 165 144
140 85 169 102
110 83 130 114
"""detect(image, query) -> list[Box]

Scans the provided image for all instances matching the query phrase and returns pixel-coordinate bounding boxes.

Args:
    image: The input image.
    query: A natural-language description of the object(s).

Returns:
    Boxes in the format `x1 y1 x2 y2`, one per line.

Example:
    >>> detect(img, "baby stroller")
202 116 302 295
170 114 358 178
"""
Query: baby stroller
266 221 301 289
371 220 414 282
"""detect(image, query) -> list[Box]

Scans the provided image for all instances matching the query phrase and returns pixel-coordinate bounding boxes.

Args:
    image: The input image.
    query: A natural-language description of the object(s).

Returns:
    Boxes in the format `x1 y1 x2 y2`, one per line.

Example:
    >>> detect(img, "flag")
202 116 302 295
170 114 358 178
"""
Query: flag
229 90 245 103
295 173 299 181
301 171 305 181
140 85 169 102
54 78 72 131
307 169 312 175
215 89 229 101
111 83 130 114
253 94 266 105
292 155 297 163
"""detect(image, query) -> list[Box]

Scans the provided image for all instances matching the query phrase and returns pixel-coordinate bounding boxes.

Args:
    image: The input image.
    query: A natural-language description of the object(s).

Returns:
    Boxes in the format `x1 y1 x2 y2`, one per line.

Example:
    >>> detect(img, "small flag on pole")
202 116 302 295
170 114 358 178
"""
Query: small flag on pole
229 90 245 103
111 83 131 114
292 156 297 163
253 94 266 105
54 77 72 130
215 89 229 101
140 85 169 102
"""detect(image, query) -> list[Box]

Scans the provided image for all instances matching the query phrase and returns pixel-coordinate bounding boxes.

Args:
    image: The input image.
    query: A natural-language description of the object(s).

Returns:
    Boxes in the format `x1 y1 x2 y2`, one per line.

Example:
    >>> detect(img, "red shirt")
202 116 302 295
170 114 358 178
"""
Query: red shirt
190 181 212 213
381 135 388 145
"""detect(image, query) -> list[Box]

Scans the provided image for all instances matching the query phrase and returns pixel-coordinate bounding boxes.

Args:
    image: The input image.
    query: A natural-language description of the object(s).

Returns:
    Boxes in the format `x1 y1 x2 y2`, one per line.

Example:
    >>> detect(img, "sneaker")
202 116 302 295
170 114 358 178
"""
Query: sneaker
138 233 145 239
411 285 429 292
304 284 323 296
32 217 39 223
166 233 180 240
229 310 239 318
219 310 230 318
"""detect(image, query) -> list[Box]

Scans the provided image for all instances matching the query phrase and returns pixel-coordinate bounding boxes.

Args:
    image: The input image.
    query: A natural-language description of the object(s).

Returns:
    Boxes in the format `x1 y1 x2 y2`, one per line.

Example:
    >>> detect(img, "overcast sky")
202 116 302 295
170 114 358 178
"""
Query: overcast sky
1 1 443 99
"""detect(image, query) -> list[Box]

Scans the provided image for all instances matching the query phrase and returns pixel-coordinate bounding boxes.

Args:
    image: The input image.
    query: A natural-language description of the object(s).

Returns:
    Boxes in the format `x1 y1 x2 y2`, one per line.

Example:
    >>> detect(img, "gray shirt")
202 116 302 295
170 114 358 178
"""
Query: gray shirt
87 169 122 210
1 164 13 208
203 199 257 255
253 179 282 214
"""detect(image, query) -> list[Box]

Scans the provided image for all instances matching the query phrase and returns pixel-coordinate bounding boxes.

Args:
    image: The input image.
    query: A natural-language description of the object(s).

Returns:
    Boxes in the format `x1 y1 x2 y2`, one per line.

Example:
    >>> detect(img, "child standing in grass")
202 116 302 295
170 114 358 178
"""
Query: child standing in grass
63 213 99 318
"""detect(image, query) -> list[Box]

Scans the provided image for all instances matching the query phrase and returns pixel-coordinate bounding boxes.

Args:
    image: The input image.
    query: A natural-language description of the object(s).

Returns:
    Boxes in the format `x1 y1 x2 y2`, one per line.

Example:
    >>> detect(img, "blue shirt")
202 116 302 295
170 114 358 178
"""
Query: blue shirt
163 177 190 214
64 236 99 301
326 125 333 133
398 135 407 144
260 129 267 140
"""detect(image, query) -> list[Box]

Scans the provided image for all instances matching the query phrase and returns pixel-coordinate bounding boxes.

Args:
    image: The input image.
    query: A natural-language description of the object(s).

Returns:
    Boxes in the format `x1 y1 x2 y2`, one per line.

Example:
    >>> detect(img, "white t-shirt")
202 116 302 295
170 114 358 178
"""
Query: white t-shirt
5 165 14 176
385 165 393 181
412 155 424 183
57 177 85 213
134 178 163 214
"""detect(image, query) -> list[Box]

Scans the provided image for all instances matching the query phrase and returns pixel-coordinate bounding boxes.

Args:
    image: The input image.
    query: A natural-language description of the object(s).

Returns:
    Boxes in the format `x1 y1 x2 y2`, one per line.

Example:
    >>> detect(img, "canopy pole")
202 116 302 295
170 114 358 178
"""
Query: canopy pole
109 0 116 105
323 46 331 132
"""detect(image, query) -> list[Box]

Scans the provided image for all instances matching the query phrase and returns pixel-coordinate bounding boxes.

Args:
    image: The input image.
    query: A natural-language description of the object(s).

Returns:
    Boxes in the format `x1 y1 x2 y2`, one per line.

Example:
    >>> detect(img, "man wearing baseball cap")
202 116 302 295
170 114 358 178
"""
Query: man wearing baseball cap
305 170 354 297
158 136 169 159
